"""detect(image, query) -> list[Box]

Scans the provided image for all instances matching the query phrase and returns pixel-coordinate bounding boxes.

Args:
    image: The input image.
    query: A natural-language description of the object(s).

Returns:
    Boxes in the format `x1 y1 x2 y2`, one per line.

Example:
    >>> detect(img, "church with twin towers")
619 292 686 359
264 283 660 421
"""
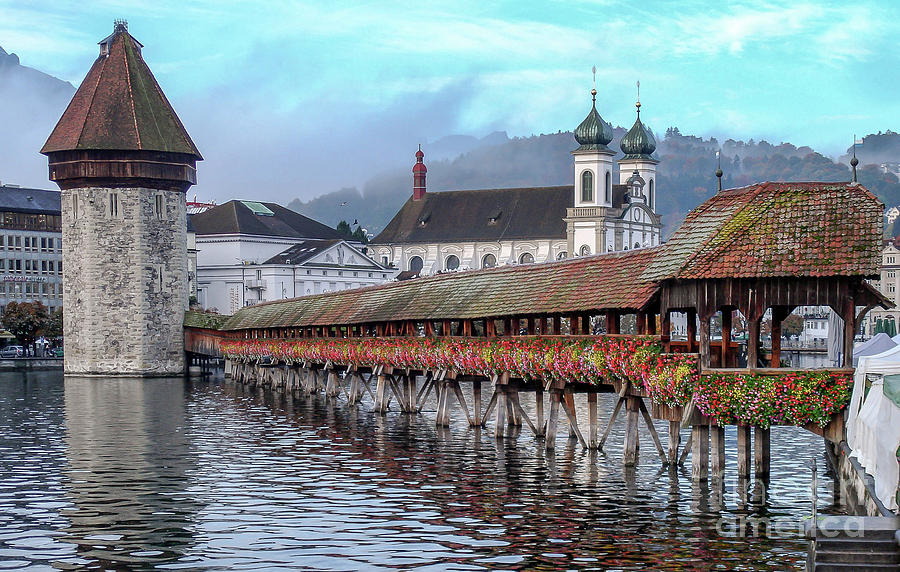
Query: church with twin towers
371 83 663 275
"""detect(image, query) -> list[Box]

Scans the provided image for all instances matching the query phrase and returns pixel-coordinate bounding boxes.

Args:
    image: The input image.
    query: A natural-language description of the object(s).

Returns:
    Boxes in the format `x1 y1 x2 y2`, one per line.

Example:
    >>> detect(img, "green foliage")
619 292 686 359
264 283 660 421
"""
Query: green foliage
782 314 804 337
44 308 63 338
288 129 900 240
2 301 49 345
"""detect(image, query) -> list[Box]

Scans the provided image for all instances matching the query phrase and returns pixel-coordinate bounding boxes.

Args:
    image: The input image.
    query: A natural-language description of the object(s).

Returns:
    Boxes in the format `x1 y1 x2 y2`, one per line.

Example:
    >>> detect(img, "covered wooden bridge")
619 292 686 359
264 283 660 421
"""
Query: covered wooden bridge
186 181 890 482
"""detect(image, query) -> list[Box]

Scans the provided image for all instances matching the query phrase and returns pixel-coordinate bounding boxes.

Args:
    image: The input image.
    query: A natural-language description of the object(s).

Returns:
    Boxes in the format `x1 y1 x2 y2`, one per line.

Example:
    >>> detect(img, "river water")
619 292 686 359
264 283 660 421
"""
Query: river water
0 370 842 570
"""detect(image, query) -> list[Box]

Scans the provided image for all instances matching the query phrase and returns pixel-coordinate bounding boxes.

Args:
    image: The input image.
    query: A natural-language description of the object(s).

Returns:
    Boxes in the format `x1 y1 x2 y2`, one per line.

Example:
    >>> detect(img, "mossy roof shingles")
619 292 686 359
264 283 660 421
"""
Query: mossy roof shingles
41 27 201 158
223 248 660 330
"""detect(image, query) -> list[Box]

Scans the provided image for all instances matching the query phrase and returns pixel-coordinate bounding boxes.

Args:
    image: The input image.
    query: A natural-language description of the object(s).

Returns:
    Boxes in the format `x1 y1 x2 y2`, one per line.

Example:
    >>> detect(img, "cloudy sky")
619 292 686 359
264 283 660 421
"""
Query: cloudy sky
1 0 897 202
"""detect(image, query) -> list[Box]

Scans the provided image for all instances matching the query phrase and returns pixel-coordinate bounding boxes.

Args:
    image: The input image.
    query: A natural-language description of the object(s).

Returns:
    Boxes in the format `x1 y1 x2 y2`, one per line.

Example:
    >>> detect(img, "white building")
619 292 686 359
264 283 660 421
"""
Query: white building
370 91 662 274
864 239 900 336
192 200 396 314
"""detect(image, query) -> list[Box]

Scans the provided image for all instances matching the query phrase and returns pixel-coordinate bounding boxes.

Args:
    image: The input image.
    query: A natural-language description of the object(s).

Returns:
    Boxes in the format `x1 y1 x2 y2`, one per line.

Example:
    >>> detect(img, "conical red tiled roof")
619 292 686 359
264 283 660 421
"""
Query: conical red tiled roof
41 23 201 159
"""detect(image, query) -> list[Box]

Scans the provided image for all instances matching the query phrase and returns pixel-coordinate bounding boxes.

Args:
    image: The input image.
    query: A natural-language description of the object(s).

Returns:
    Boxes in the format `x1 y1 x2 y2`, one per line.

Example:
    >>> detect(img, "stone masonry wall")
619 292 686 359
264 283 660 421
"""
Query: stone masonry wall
62 186 187 375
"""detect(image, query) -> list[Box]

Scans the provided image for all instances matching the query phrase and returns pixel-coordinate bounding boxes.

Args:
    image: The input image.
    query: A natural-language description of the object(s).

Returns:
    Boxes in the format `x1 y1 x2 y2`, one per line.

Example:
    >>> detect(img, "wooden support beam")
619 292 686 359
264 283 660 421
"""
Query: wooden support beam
507 386 521 426
545 390 561 451
721 309 733 368
842 297 855 368
748 317 761 368
598 395 625 450
668 421 680 464
568 315 578 336
686 309 698 353
535 387 545 436
661 311 672 352
691 424 709 481
678 430 693 466
623 396 641 466
636 312 647 335
588 392 598 449
711 425 726 477
495 386 507 438
737 425 752 479
552 316 561 335
754 426 770 478
646 312 657 335
481 377 500 426
510 317 520 336
699 311 712 369
638 398 667 464
485 319 497 337
561 390 587 449
472 379 482 426
606 312 619 335
511 392 539 436
442 320 451 336
526 318 536 335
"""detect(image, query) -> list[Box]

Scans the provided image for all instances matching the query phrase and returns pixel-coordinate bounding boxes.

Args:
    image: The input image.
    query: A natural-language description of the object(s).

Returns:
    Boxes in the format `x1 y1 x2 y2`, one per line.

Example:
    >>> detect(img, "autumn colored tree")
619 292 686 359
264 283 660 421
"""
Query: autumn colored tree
782 314 804 338
2 301 49 347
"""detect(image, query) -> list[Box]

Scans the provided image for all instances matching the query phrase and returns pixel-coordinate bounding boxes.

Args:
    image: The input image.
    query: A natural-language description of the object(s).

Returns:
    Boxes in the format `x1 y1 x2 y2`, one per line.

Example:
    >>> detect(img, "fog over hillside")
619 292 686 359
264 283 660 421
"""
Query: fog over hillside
0 46 73 188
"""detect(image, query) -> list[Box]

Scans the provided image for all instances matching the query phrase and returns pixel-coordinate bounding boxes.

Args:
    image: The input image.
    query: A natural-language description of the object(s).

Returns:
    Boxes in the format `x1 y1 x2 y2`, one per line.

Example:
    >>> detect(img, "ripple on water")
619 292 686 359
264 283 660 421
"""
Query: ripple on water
0 371 840 570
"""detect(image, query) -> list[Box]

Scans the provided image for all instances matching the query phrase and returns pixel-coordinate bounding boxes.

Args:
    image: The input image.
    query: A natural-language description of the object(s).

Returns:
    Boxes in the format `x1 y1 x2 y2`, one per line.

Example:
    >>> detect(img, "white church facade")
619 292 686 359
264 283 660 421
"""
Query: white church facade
371 90 663 275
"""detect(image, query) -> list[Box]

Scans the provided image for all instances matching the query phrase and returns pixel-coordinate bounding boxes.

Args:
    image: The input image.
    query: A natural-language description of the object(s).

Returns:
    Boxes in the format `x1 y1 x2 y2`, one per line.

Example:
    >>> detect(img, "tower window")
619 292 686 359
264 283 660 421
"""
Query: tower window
481 253 497 268
109 192 119 217
519 252 534 264
605 172 611 203
155 194 165 219
580 245 591 256
72 193 78 221
445 255 460 270
581 170 593 202
649 180 655 210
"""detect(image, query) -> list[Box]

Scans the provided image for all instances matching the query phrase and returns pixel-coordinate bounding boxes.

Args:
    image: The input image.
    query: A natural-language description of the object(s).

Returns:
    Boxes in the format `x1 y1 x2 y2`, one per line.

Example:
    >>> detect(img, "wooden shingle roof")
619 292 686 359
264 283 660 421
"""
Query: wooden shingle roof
642 182 883 281
223 248 660 330
41 26 201 158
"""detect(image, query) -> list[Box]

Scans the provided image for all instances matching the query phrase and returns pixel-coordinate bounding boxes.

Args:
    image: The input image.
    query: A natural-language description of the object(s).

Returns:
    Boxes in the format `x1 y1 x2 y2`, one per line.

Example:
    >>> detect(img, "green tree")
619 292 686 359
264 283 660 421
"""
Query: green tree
2 301 49 346
336 220 352 238
43 307 63 338
351 226 369 244
782 314 804 337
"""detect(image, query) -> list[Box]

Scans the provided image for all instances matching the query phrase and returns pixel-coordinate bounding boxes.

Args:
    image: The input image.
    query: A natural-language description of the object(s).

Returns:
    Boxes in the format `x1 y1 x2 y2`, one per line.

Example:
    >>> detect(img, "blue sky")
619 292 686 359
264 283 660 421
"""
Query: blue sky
1 0 897 202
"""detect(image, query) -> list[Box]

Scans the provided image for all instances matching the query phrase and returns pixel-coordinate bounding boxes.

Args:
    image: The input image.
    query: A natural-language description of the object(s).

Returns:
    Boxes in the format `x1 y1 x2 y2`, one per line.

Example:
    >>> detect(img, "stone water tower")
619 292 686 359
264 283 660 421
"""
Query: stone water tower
41 21 202 375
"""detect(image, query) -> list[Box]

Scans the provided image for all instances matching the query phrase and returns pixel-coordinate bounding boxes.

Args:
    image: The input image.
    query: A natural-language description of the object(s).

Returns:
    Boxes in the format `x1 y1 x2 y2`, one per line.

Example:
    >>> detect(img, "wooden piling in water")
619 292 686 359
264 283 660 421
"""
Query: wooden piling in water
587 392 598 449
545 389 561 451
737 425 752 479
668 421 681 464
754 426 770 478
624 396 641 466
691 424 709 481
711 425 726 477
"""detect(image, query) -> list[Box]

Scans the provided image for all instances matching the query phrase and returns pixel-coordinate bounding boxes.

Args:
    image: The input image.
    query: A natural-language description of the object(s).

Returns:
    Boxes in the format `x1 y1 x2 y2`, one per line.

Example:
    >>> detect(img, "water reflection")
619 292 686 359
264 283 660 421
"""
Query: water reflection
0 372 840 570
60 377 198 569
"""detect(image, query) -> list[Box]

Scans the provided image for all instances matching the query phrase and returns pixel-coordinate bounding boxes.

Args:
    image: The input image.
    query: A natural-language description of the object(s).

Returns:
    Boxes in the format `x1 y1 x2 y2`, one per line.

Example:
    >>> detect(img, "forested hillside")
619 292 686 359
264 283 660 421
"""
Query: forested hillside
289 128 900 238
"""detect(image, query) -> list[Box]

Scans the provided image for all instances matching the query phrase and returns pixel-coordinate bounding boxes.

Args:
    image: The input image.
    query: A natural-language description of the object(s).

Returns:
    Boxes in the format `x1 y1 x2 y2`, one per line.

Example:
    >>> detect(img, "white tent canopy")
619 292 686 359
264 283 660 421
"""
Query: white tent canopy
848 343 900 511
852 333 897 367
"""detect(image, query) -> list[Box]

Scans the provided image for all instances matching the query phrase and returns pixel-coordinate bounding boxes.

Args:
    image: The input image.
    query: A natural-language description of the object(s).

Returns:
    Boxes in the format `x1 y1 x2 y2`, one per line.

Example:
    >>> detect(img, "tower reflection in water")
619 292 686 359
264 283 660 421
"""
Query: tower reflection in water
61 377 198 568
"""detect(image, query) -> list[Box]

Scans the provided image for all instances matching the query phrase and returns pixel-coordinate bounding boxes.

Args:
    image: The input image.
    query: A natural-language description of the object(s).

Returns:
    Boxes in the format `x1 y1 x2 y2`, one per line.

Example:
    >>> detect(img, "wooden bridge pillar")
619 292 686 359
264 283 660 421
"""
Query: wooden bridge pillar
374 366 389 414
737 425 752 479
710 425 726 477
668 421 680 464
691 424 709 481
623 396 641 466
754 426 770 478
534 387 545 436
587 392 598 449
545 388 562 451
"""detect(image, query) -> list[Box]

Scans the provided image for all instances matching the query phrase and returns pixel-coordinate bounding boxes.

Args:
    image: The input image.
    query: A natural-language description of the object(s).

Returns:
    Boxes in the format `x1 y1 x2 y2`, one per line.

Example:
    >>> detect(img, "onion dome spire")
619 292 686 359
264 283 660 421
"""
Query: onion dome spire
574 83 614 152
413 144 427 200
620 82 657 159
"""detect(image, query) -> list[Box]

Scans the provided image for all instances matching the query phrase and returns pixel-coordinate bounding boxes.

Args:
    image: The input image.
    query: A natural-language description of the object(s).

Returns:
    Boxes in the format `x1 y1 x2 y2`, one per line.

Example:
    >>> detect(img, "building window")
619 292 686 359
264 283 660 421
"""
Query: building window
72 192 79 220
605 171 611 203
581 170 593 202
256 269 262 280
409 256 424 273
155 194 165 219
557 251 567 260
445 255 460 270
519 252 534 264
579 245 591 256
481 253 496 268
649 179 654 209
109 192 119 217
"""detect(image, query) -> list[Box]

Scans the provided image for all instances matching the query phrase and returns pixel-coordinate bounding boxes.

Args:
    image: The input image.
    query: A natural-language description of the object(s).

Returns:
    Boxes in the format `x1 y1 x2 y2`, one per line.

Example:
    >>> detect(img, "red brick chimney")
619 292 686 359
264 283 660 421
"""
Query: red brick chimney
413 145 427 200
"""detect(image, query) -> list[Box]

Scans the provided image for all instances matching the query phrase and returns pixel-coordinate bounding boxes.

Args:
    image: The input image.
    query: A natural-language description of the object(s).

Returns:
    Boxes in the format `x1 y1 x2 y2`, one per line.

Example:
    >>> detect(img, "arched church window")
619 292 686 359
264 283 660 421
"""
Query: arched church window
519 252 534 264
557 251 567 260
649 180 655 209
481 253 496 268
581 170 593 202
445 255 460 270
409 256 423 273
605 172 611 203
634 242 641 249
580 245 591 256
